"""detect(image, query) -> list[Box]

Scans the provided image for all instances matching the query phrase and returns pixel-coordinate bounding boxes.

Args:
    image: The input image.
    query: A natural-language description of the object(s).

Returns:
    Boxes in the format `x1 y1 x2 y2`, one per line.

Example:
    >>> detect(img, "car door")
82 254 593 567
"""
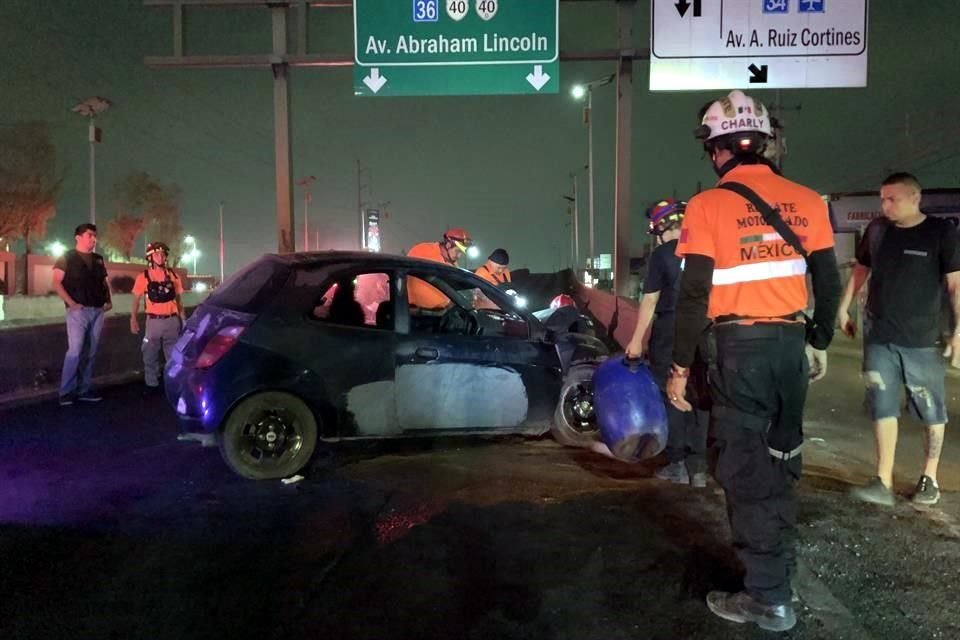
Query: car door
276 266 401 438
394 266 563 434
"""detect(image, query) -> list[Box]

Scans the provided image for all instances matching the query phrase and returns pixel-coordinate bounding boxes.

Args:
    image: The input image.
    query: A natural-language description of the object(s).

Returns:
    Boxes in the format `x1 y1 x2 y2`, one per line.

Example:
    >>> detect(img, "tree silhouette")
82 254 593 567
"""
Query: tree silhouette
103 214 146 261
0 121 63 293
111 171 183 264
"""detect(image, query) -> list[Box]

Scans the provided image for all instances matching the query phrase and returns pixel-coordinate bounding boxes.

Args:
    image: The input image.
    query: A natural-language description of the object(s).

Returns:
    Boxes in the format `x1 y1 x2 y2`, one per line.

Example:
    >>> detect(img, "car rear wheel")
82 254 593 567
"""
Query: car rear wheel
219 391 318 480
551 364 600 448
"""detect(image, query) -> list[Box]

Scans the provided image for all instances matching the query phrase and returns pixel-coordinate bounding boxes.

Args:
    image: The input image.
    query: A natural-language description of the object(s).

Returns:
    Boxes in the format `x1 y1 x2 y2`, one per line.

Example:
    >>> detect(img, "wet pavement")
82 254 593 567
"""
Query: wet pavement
1 348 959 639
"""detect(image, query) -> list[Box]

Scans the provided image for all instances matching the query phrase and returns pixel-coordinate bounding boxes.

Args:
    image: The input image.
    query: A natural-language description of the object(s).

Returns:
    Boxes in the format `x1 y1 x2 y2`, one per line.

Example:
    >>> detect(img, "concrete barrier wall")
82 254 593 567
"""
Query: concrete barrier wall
0 297 205 405
1 292 207 324
0 314 148 401
571 284 637 351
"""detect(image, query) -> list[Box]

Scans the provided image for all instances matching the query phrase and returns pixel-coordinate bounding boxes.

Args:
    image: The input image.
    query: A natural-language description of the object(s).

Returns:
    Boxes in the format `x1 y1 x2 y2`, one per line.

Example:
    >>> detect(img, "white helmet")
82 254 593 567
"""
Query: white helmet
695 90 771 143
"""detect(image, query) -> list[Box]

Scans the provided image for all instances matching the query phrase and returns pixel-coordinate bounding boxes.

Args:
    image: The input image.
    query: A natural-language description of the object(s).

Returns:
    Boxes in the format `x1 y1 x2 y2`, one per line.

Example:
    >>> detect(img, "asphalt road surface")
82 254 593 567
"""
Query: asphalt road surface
2 349 959 639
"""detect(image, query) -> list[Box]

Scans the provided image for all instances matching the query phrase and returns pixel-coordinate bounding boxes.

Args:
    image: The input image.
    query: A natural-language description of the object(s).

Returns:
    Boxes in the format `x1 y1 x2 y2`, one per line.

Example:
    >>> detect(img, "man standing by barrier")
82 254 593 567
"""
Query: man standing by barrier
840 172 960 507
52 223 112 405
667 90 841 632
131 241 186 396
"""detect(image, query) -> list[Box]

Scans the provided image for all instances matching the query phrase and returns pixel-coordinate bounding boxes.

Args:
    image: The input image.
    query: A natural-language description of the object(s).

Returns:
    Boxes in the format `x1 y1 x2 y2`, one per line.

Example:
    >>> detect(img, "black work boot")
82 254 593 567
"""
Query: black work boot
706 590 797 632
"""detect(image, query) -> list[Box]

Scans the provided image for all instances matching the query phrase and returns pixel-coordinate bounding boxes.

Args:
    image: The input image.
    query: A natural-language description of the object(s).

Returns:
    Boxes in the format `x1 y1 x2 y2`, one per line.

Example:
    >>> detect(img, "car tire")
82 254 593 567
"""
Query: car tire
219 391 318 480
551 364 600 448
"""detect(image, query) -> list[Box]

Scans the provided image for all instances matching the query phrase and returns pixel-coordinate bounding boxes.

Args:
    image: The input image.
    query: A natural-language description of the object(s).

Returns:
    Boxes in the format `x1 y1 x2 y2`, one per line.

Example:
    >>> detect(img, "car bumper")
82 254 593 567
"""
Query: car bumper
166 365 222 435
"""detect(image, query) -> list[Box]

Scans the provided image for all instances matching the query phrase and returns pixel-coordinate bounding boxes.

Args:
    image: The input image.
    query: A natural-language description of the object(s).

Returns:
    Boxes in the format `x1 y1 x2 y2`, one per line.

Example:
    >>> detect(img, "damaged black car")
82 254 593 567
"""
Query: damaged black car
165 252 607 479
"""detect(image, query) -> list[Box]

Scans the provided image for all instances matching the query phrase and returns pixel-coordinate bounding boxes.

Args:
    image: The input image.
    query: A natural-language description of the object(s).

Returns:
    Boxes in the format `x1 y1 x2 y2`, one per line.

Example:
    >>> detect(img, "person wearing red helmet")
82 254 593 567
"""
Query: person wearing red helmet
550 294 575 309
406 228 472 309
626 198 709 489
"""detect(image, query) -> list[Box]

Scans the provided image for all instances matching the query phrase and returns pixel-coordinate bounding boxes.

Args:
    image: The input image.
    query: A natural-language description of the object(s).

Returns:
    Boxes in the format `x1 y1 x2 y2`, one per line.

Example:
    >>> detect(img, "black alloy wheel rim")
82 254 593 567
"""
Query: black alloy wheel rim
238 408 304 466
564 383 597 434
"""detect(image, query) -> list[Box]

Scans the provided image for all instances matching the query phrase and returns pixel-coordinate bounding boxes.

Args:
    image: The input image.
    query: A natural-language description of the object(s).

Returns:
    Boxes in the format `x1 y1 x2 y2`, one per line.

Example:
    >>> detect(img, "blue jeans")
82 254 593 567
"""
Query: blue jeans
863 342 948 425
59 307 105 397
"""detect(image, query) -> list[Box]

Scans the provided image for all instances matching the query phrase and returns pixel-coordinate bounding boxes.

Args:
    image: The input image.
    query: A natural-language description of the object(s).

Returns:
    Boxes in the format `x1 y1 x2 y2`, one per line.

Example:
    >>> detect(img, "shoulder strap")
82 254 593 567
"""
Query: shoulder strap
719 182 808 260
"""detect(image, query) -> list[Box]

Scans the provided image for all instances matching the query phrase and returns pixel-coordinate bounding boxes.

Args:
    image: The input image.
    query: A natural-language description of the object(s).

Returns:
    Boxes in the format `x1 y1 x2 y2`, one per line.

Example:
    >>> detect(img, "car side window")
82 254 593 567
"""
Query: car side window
460 281 530 339
406 270 528 338
313 272 392 330
405 270 460 335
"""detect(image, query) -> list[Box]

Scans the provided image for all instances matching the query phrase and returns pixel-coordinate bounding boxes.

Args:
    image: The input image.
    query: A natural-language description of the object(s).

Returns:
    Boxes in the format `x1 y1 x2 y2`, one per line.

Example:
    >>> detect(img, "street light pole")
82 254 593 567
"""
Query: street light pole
71 97 111 225
571 172 580 269
572 76 613 278
218 201 225 283
586 86 595 273
296 176 316 252
88 122 96 225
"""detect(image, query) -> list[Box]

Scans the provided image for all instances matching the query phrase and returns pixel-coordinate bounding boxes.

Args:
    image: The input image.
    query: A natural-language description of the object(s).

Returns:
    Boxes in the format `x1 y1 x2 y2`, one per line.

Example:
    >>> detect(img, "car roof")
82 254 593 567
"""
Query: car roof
262 250 476 275
237 251 541 328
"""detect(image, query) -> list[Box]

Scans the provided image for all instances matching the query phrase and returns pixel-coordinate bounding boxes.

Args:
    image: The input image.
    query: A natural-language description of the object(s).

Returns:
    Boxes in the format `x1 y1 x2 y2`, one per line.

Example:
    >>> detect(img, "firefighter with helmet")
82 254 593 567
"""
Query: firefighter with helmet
131 241 186 396
406 228 472 309
625 198 710 488
667 90 841 631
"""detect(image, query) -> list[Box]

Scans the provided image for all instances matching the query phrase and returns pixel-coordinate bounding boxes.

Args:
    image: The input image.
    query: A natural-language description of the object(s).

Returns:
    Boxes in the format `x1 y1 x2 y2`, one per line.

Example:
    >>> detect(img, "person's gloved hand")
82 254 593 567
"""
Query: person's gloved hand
806 344 828 381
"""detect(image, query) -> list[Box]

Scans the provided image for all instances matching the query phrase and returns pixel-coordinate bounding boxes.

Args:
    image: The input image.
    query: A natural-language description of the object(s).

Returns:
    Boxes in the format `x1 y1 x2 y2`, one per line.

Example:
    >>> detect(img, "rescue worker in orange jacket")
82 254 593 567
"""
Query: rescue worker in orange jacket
406 228 471 309
130 241 186 396
667 90 841 632
475 248 511 287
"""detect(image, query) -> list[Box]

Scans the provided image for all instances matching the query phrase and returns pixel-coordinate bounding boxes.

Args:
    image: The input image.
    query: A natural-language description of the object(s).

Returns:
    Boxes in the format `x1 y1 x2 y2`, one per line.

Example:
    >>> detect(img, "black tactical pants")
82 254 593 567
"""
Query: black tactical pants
711 322 808 606
649 313 710 474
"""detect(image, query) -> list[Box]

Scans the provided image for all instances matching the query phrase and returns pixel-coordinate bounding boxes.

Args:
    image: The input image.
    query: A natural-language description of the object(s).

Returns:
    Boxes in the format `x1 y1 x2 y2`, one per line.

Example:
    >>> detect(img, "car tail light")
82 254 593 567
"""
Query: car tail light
196 326 246 369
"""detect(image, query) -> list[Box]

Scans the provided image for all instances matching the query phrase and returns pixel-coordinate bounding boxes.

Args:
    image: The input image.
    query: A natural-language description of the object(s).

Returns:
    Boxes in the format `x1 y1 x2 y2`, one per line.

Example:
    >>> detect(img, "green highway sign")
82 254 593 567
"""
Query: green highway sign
353 0 559 97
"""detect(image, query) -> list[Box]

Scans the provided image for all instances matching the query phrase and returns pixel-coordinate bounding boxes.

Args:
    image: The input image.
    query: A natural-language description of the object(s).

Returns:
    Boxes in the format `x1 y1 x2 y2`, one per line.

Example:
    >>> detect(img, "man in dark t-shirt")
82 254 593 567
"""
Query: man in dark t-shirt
838 173 960 507
52 223 112 405
626 199 709 487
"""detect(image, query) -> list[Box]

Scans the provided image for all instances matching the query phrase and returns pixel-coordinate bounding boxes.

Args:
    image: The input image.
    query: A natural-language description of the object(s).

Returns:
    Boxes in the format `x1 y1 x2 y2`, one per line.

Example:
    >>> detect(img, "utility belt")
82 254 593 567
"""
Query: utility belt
146 313 179 319
712 314 807 342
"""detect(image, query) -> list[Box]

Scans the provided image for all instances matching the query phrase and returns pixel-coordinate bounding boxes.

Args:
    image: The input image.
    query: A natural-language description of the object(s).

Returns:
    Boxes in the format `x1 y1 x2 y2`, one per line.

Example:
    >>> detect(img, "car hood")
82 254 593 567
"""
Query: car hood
554 330 608 370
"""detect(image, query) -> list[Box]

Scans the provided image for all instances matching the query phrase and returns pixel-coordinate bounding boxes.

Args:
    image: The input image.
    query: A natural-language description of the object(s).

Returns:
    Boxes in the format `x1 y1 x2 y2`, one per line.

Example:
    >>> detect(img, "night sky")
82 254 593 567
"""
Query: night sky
2 1 958 276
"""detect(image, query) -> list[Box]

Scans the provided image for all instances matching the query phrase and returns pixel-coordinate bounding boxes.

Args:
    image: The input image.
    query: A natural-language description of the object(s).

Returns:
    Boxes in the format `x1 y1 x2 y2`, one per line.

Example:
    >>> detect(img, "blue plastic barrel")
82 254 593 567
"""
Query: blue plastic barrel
593 354 668 462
